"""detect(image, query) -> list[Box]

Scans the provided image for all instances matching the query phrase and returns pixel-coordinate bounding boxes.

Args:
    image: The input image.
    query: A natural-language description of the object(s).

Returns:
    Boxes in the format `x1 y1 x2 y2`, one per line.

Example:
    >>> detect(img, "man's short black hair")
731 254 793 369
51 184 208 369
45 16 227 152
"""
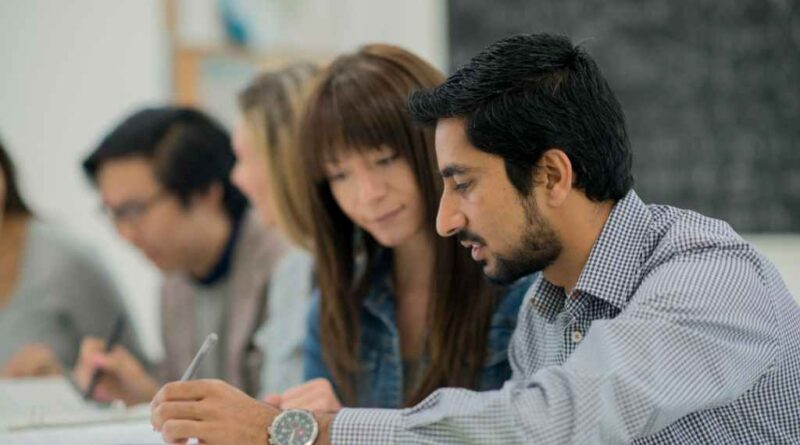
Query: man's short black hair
0 136 33 216
409 33 633 202
83 106 247 219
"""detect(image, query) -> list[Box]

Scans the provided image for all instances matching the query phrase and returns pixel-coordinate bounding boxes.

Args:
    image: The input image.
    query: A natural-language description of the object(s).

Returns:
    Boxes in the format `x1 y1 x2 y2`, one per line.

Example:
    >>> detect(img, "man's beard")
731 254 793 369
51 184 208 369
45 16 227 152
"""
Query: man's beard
483 195 562 285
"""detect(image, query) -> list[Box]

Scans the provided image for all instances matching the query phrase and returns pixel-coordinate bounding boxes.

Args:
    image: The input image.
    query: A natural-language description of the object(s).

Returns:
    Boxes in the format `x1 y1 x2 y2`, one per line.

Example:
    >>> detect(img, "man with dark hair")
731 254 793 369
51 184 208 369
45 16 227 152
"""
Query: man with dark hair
149 35 799 444
75 107 287 406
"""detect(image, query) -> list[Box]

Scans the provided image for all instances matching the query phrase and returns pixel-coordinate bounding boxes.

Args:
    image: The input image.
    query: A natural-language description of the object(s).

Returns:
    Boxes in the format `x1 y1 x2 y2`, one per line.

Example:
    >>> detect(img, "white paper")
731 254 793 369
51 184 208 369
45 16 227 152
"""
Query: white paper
0 421 163 445
0 376 153 434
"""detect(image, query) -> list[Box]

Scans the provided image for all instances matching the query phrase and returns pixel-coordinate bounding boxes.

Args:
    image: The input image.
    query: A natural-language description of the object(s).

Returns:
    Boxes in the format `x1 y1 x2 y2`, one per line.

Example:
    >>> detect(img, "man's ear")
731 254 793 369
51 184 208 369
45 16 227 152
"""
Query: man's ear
190 182 225 210
535 148 573 207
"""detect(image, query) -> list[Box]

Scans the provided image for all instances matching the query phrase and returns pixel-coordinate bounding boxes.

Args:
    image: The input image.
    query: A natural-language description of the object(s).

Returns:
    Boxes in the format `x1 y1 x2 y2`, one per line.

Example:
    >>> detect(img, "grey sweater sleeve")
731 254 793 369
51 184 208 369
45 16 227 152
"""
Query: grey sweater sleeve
52 247 148 369
9 221 148 369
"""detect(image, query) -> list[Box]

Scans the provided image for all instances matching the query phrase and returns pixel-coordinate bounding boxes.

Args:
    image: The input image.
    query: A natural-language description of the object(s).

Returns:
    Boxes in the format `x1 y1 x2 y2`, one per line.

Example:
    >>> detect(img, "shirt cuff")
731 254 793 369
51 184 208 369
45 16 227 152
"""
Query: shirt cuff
331 408 403 444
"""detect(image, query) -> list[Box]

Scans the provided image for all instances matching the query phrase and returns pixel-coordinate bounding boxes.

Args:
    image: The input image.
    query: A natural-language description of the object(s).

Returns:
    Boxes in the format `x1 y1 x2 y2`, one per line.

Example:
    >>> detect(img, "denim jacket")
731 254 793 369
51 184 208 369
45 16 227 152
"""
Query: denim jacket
303 253 535 408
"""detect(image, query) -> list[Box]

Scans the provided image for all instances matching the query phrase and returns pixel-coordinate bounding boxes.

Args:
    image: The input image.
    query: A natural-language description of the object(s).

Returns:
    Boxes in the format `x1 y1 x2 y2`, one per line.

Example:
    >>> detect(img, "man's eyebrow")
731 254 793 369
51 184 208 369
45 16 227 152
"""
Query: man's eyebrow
440 164 472 178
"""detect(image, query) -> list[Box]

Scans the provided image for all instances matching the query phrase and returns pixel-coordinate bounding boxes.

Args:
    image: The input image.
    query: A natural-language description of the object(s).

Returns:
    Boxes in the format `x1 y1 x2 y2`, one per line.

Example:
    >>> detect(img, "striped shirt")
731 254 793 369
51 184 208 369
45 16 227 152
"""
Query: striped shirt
331 190 800 444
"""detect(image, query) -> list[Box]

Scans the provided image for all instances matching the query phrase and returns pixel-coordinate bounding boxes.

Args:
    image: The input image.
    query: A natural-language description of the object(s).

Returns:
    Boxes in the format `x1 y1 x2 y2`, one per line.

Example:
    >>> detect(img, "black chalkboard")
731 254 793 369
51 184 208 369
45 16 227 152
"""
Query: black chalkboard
449 0 800 232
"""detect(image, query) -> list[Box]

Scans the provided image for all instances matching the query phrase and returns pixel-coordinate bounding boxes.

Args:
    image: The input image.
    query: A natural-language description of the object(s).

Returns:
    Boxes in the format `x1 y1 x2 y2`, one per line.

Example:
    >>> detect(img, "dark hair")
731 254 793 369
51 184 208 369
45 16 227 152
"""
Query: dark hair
0 137 33 216
409 33 633 202
83 107 247 219
299 44 497 406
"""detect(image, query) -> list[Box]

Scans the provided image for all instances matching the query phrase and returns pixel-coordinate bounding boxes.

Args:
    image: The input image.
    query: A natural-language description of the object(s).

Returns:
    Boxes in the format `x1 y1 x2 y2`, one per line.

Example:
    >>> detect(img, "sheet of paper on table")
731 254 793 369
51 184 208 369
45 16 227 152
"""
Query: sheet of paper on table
0 421 164 445
0 376 164 444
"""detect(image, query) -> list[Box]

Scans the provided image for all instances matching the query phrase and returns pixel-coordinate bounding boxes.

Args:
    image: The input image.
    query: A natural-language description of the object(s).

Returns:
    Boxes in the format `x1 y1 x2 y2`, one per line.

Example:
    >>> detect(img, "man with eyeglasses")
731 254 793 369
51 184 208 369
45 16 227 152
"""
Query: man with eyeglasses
74 107 288 406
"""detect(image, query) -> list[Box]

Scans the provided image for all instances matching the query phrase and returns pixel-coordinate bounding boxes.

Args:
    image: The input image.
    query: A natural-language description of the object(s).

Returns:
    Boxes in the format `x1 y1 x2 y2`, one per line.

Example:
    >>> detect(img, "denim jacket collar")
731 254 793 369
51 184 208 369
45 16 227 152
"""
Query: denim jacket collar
361 248 398 331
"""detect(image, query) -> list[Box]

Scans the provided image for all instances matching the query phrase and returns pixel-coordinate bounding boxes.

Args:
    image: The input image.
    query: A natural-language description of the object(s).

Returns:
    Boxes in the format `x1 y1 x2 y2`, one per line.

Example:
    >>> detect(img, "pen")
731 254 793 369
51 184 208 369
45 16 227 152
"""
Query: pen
181 333 218 381
84 314 126 400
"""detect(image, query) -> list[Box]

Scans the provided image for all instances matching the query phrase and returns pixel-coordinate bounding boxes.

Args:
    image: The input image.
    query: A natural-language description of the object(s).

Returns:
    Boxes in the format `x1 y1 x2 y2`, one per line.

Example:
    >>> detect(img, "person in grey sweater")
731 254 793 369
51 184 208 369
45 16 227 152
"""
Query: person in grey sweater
0 139 143 377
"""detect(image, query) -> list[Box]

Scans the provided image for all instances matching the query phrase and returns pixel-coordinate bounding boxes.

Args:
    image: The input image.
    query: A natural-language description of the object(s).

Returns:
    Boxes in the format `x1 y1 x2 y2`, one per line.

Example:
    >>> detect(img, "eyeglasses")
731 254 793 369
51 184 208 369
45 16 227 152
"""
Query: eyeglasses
102 191 169 226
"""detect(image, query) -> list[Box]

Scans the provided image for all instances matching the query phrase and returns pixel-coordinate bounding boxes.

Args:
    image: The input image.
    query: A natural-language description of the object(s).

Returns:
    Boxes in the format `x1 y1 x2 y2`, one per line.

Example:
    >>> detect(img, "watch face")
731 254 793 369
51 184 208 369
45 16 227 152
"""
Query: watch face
271 410 319 445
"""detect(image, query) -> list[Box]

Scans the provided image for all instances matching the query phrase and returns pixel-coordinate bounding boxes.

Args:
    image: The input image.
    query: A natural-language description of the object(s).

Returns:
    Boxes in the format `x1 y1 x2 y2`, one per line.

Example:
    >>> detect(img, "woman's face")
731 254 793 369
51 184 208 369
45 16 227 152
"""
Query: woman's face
324 146 426 248
231 119 274 226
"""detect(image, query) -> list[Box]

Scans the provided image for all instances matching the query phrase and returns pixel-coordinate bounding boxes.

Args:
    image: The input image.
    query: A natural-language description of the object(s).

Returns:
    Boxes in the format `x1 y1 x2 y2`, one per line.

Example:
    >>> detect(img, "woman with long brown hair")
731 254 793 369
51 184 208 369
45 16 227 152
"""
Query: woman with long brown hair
266 44 533 411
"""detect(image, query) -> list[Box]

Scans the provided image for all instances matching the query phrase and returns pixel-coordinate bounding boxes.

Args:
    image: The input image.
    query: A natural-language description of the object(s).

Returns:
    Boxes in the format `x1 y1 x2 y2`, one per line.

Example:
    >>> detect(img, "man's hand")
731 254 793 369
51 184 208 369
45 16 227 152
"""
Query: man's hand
265 378 343 413
153 379 336 445
73 337 158 405
1 343 63 378
151 379 275 444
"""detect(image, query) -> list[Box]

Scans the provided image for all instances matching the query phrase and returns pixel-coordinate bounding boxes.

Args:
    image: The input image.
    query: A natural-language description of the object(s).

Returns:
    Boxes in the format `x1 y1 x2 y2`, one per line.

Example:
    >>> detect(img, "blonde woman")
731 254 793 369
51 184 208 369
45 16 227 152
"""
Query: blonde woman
231 62 320 396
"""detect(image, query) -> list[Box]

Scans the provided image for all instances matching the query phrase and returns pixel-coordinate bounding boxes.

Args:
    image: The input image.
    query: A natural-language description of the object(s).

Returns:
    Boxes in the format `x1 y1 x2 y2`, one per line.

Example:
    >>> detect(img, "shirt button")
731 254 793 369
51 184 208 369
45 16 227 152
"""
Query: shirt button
571 330 584 343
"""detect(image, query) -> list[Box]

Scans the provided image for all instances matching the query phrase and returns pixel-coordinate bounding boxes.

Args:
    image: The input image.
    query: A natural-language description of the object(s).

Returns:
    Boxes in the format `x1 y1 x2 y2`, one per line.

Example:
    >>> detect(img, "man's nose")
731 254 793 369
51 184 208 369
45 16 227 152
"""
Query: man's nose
114 219 143 248
436 192 465 237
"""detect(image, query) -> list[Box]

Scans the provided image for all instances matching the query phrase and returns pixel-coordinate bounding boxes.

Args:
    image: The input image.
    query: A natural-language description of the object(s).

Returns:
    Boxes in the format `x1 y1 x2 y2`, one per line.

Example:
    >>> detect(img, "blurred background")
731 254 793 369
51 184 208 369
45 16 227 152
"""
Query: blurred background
0 0 797 362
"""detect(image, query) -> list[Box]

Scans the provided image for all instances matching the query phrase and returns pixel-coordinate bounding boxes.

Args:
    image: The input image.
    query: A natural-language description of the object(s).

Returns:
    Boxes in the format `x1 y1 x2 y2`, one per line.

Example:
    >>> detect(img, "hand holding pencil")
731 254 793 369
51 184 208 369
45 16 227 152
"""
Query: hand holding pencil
73 317 159 406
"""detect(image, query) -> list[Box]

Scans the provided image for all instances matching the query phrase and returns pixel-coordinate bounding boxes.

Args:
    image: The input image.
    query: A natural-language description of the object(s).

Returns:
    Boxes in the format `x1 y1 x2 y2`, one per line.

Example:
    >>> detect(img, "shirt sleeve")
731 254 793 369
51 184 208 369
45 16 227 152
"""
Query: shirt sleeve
55 246 147 369
331 252 780 444
258 252 314 396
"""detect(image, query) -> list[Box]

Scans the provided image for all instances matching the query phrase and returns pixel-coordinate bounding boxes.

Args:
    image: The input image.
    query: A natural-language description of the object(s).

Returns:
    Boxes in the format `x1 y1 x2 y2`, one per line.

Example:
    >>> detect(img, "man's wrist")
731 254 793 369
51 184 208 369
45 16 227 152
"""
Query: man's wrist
314 412 334 445
265 408 331 445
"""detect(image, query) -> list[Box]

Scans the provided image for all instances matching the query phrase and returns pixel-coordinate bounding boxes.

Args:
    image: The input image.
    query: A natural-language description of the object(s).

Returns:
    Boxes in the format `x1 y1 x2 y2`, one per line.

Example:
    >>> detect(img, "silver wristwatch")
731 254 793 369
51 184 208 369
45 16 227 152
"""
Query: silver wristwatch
268 409 319 445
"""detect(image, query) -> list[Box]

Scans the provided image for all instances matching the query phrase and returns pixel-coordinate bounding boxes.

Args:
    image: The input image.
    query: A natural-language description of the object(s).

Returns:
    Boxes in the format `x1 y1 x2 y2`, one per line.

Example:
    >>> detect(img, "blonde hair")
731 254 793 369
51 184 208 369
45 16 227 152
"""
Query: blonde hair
237 63 319 249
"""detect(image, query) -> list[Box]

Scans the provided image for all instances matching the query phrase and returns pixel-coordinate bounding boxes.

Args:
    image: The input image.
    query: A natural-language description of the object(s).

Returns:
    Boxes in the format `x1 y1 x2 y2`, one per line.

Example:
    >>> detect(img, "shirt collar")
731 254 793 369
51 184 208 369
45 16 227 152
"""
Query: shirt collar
195 213 244 286
531 190 650 315
573 190 650 309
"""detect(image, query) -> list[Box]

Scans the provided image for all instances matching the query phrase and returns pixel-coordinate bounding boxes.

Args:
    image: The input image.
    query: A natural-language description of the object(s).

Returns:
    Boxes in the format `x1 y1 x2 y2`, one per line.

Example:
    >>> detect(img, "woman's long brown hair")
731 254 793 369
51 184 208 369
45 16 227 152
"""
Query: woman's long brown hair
298 44 498 406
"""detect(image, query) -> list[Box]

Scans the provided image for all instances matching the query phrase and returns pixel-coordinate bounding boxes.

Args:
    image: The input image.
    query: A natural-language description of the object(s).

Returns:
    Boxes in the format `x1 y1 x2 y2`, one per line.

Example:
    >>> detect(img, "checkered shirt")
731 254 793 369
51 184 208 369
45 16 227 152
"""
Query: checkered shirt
330 191 800 444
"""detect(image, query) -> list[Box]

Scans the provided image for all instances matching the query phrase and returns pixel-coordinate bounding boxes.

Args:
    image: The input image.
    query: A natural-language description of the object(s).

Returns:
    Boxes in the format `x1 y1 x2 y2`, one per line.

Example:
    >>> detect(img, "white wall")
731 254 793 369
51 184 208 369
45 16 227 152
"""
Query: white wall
745 235 800 304
0 0 448 362
0 0 168 359
175 0 449 71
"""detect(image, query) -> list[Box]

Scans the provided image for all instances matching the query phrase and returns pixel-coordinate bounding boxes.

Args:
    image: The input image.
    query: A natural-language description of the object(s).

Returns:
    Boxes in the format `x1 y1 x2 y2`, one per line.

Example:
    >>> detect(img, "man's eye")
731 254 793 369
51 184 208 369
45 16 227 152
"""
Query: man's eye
454 181 471 192
105 203 145 222
121 203 147 217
